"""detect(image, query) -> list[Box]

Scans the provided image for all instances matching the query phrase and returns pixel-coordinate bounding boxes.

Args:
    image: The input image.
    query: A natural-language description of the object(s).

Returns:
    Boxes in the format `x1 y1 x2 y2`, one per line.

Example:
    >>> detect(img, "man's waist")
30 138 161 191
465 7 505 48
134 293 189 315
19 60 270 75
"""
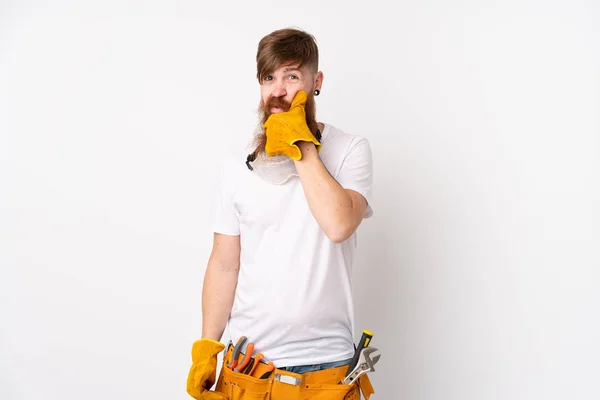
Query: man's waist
278 357 354 373
226 325 355 367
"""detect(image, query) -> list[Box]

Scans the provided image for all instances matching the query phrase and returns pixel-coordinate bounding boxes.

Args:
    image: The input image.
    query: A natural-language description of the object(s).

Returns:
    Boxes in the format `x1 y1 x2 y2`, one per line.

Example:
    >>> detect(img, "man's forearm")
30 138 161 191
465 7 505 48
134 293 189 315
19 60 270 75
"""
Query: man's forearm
294 142 361 242
201 258 239 341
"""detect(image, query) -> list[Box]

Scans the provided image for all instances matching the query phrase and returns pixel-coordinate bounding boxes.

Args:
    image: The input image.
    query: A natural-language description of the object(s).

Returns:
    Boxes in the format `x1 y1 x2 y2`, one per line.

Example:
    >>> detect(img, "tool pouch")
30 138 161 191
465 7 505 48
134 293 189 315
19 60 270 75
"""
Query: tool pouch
358 374 375 399
217 365 270 400
214 344 372 400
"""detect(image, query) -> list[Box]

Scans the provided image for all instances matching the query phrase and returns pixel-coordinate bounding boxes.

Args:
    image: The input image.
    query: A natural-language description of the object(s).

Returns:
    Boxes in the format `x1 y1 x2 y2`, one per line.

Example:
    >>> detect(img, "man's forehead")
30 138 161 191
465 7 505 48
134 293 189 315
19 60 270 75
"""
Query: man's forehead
272 62 304 73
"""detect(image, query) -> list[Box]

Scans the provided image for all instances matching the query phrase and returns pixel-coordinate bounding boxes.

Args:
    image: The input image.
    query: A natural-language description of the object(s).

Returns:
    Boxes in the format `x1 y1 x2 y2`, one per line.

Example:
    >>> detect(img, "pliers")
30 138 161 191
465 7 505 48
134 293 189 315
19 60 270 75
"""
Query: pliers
242 352 263 375
227 337 275 378
227 336 254 372
245 352 275 378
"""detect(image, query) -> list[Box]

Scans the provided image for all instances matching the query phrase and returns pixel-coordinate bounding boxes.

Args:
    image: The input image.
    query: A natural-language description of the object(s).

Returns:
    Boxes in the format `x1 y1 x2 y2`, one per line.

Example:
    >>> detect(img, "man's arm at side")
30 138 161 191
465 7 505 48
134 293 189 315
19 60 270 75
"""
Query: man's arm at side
201 233 240 341
294 141 368 243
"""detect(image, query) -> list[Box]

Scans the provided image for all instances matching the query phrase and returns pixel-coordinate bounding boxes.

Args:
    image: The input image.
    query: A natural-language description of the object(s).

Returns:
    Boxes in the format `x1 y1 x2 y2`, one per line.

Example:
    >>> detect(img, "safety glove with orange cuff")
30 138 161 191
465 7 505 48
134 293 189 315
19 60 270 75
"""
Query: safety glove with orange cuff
263 90 322 160
186 338 228 400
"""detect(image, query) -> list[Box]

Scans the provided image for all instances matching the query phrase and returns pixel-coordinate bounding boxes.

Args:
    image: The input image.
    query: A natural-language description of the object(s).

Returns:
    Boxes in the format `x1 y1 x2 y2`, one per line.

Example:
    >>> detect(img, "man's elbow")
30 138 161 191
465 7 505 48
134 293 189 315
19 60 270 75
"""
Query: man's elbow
324 222 357 243
322 195 366 243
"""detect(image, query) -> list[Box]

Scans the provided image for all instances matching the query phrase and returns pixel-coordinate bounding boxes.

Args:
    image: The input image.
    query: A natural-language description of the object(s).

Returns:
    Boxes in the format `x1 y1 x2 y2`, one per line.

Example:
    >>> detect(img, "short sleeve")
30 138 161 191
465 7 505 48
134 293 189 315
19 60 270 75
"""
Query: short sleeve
336 137 374 218
211 157 241 235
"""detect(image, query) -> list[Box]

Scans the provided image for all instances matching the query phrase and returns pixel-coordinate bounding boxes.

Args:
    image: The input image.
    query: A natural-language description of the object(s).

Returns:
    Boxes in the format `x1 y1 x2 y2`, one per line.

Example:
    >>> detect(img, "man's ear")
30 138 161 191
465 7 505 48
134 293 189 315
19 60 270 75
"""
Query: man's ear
315 71 324 92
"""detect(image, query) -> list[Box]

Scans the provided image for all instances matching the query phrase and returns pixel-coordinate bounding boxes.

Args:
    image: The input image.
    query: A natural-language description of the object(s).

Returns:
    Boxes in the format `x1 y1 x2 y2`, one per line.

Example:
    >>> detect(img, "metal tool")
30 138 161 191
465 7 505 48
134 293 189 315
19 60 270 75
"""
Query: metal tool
259 362 275 379
246 353 265 376
274 373 301 386
227 336 248 370
346 330 374 376
234 343 255 373
342 347 381 385
242 358 255 374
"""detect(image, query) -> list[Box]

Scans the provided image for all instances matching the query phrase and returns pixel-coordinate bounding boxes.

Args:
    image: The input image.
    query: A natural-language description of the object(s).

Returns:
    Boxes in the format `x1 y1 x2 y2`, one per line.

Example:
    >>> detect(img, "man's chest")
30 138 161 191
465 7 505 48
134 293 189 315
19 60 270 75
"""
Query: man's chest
234 177 311 230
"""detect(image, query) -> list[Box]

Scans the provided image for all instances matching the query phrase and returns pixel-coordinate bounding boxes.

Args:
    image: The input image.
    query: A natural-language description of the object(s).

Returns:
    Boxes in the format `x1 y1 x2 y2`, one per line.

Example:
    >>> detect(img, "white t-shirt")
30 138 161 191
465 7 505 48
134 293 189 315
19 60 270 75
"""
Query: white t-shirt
211 123 373 367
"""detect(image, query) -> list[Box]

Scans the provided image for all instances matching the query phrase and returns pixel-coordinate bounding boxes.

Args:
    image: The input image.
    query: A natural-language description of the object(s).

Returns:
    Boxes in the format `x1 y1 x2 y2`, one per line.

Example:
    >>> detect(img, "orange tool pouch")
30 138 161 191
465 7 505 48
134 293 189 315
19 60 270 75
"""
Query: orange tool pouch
214 345 375 400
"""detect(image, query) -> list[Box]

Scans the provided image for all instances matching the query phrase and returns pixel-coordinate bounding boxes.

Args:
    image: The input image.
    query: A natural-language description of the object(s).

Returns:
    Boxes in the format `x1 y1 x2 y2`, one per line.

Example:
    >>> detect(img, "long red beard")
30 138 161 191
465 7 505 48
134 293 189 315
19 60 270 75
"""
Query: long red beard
249 94 320 159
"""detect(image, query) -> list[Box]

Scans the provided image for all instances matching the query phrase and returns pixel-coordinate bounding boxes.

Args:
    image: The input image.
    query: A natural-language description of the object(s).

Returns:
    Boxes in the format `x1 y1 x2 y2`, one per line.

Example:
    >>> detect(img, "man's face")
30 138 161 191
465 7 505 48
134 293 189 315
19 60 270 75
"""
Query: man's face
259 63 323 119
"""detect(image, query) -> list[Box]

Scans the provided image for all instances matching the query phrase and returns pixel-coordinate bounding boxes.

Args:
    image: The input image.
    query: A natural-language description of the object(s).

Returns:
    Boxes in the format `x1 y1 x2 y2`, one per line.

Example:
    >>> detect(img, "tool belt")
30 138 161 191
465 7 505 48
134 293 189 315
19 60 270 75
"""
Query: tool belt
214 344 375 400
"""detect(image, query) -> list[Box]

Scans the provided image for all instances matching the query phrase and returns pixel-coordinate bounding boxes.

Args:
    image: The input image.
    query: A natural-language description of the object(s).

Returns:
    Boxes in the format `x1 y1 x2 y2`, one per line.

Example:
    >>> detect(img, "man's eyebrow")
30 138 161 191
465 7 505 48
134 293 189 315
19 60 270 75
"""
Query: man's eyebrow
283 66 301 73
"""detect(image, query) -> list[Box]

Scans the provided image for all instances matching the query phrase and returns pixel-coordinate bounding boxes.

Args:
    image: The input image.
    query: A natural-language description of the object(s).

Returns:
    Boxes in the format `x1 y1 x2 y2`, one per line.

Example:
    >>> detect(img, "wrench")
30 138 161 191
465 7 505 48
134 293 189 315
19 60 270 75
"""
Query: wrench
343 347 381 385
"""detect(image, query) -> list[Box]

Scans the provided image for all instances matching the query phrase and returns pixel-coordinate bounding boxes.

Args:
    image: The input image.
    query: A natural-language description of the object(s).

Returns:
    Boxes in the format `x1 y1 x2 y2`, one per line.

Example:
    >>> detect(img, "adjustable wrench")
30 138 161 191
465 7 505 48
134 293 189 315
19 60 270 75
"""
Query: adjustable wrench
343 347 381 385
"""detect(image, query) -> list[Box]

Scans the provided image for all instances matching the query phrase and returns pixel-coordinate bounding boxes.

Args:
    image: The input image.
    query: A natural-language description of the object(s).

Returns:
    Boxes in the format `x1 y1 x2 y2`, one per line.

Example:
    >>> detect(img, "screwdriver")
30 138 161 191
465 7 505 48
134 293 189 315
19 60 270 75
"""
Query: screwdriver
345 330 374 376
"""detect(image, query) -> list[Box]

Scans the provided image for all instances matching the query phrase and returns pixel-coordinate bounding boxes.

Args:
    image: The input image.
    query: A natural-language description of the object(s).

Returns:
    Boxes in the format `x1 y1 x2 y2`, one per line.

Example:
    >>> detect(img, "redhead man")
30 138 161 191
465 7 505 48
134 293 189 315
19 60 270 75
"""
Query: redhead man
187 27 375 400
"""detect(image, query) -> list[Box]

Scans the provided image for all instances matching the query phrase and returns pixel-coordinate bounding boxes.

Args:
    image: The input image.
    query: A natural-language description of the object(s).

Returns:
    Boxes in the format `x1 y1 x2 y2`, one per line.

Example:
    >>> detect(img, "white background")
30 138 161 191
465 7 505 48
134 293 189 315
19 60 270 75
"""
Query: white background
1 1 599 399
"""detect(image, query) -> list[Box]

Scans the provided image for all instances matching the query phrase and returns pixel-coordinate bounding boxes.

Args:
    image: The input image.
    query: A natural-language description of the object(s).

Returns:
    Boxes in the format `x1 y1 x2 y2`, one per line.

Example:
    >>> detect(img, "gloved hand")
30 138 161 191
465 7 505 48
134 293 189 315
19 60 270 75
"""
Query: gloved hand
186 338 228 400
263 90 321 160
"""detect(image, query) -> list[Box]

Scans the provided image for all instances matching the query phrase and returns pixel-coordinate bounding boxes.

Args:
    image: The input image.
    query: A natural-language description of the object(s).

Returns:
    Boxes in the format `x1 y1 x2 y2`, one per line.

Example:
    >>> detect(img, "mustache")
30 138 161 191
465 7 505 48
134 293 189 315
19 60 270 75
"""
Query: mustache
265 96 291 113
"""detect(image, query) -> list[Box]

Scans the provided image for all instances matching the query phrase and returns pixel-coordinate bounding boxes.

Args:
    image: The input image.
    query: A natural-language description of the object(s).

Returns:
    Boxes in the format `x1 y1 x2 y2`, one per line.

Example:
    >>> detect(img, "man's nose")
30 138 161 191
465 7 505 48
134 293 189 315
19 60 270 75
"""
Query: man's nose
271 81 287 98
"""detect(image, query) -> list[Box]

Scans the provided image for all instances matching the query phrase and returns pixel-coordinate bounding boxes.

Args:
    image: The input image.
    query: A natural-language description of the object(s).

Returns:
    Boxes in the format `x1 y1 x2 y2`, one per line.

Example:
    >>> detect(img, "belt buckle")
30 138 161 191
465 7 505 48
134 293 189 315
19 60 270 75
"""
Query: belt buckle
274 373 301 386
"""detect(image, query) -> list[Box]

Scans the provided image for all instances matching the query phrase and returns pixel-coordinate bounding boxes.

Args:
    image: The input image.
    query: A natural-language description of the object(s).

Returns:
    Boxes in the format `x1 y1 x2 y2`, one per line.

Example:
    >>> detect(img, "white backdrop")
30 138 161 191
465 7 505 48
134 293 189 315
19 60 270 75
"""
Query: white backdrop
2 1 599 399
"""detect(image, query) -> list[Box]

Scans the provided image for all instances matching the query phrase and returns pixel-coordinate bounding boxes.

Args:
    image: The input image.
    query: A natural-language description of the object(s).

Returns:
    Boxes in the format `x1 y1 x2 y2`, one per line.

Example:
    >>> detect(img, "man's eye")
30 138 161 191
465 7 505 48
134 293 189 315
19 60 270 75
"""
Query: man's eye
264 76 273 82
289 75 298 80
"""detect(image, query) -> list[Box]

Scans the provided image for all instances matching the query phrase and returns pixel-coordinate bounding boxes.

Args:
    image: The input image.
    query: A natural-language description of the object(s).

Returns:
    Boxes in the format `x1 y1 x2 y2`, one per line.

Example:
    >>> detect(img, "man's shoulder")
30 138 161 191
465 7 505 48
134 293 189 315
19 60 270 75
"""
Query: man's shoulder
321 123 371 155
218 144 253 178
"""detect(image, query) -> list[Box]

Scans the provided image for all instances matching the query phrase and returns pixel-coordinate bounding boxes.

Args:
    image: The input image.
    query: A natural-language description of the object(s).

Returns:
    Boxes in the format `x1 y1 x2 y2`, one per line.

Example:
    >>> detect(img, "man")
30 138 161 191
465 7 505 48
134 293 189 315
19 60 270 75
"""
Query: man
186 27 375 400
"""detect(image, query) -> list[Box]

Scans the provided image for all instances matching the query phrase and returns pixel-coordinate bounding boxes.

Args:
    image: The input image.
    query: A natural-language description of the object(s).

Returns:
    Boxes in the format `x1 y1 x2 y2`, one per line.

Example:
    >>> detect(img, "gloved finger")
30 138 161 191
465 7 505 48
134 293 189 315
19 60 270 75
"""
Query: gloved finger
290 90 307 108
191 339 225 362
187 374 227 400
186 385 202 400
193 364 213 388
187 364 198 387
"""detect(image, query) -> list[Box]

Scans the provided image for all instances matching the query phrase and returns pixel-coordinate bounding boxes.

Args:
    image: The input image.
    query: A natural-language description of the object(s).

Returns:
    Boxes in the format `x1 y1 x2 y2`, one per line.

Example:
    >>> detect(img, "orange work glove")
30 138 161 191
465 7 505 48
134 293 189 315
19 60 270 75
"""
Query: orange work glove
186 338 228 400
263 90 321 160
